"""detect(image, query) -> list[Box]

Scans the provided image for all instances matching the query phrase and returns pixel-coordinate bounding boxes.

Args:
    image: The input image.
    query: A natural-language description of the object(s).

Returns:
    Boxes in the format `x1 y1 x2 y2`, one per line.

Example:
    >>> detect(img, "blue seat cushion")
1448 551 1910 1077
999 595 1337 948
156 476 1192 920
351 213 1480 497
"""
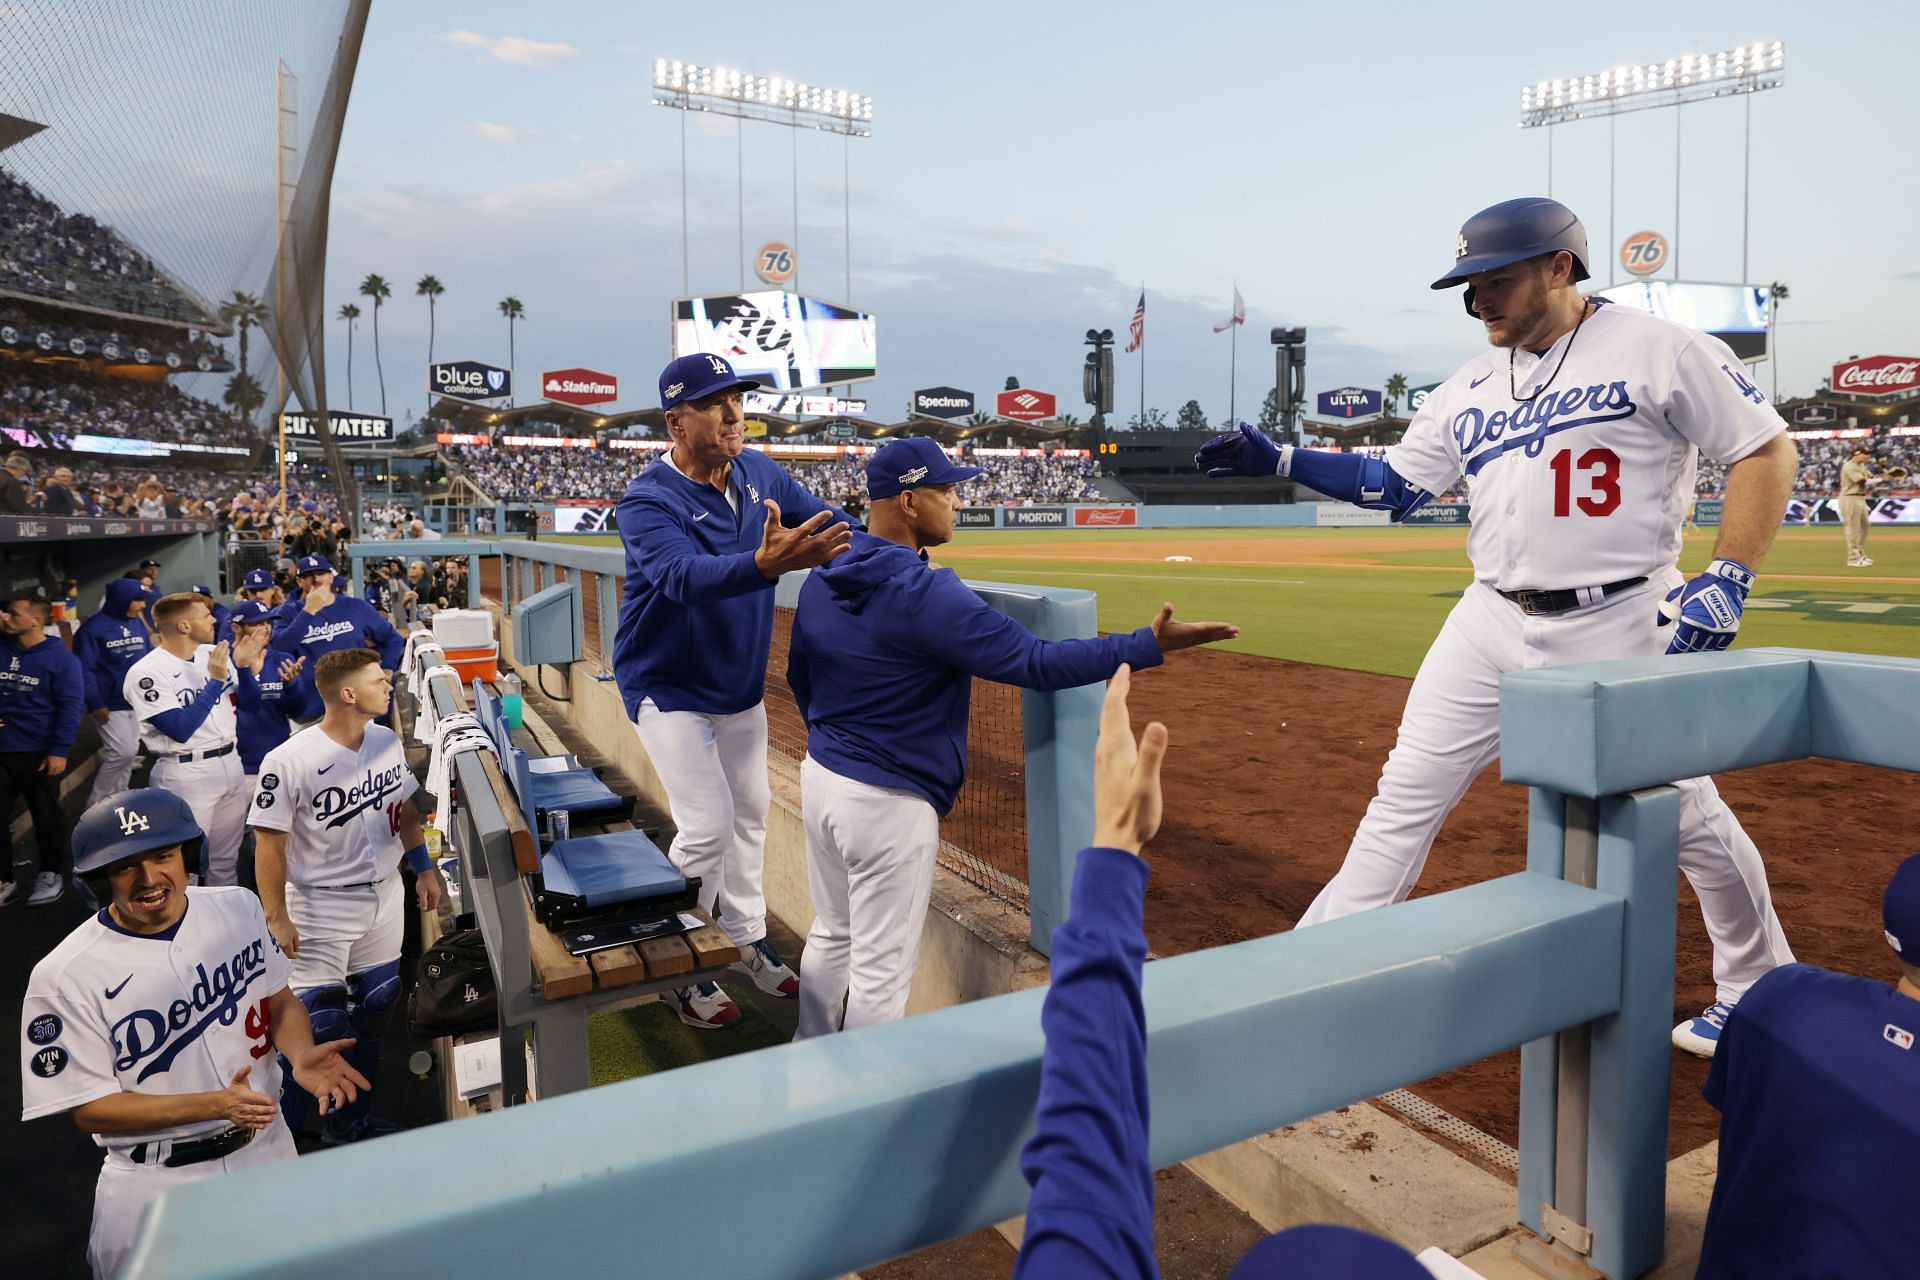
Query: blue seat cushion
541 831 686 907
529 768 624 818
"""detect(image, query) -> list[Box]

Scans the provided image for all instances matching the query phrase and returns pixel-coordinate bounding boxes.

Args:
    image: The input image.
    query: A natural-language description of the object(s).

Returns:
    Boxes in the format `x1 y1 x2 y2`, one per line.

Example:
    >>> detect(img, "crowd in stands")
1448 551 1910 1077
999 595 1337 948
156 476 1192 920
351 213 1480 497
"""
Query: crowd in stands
1694 434 1920 499
445 443 1109 508
4 453 341 527
0 362 255 448
0 303 224 366
0 168 212 324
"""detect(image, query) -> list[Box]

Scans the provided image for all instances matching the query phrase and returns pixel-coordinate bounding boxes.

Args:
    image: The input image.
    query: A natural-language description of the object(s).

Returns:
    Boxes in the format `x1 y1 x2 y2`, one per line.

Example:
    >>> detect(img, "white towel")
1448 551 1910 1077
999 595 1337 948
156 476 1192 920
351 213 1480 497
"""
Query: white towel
425 711 500 837
412 663 463 745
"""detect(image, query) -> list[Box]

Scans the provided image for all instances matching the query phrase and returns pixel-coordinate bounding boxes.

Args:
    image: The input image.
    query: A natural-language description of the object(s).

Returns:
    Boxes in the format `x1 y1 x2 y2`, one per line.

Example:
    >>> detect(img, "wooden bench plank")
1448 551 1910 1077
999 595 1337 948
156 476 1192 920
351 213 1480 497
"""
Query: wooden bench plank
683 908 742 969
588 945 649 989
518 884 593 999
638 935 695 979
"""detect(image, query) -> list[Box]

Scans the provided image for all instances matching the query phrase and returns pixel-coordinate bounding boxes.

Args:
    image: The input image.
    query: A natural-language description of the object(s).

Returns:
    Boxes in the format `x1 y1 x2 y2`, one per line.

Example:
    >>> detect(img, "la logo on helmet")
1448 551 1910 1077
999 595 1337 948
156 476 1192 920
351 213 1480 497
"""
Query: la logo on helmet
115 806 150 836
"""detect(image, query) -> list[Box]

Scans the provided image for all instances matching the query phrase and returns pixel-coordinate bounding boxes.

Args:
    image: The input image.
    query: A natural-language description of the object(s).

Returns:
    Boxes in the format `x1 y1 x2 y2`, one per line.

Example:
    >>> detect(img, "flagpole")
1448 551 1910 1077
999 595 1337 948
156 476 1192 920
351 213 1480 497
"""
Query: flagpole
1230 315 1237 425
1139 282 1145 428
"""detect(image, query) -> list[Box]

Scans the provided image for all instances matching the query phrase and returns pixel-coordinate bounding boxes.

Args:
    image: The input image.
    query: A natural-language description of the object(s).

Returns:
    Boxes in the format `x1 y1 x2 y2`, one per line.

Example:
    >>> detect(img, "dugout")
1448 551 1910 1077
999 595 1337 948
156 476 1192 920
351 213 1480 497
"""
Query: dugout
0 513 219 604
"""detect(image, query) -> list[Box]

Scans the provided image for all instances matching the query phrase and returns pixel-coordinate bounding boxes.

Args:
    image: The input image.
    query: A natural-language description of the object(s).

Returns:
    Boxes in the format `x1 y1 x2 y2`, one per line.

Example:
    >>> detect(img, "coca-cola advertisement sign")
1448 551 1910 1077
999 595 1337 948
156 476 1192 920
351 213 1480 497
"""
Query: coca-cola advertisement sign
1831 355 1920 398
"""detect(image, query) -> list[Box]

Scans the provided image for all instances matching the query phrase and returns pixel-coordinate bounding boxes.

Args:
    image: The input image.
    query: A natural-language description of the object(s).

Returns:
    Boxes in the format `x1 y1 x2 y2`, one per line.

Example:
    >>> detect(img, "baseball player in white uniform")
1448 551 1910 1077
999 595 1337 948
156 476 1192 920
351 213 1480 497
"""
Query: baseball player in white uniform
1198 198 1800 1058
249 647 440 1142
123 593 248 886
19 787 367 1278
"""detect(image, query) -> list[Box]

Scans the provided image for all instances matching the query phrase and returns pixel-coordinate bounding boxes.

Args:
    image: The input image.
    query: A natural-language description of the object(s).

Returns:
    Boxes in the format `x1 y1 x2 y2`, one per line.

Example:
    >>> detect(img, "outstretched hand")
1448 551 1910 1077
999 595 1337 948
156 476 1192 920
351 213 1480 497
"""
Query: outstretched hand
1194 422 1284 478
291 1039 372 1117
1149 602 1239 653
1093 667 1168 857
753 499 852 579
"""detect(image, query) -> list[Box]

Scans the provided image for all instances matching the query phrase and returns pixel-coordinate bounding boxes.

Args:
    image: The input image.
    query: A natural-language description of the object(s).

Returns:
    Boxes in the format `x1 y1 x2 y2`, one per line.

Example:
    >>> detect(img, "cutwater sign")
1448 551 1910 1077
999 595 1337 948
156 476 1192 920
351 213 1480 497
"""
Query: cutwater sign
280 411 394 444
1315 387 1384 418
430 359 512 402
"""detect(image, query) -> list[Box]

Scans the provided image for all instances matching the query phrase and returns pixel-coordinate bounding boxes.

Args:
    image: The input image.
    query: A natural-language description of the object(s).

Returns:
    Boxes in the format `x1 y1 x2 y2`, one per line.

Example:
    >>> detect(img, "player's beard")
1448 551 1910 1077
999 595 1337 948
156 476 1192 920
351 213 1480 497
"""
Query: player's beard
1485 275 1553 349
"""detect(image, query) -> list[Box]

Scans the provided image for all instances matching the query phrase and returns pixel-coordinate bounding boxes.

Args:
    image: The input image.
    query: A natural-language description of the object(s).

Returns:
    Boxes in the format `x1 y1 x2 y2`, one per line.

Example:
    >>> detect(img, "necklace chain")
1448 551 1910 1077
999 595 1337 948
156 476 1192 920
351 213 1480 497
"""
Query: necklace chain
1508 300 1593 403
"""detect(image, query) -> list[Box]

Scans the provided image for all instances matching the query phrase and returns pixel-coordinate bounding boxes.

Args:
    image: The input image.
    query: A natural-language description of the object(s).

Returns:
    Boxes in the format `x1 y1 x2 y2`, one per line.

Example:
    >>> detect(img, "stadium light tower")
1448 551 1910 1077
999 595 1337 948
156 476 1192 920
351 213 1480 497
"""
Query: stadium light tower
651 60 874 301
1518 41 1785 284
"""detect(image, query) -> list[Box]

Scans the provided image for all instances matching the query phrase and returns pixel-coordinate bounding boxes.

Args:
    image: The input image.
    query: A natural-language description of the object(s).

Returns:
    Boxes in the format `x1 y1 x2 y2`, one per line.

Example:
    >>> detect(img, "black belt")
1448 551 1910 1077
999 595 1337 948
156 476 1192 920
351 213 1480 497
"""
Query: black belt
126 1126 254 1168
1497 576 1649 617
172 743 235 764
311 880 382 891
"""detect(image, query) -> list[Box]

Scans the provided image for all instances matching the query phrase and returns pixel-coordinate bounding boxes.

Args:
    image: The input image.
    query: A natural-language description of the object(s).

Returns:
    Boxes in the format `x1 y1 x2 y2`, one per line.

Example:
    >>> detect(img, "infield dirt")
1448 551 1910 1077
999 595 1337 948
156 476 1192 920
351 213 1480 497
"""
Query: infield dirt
1117 645 1918 1162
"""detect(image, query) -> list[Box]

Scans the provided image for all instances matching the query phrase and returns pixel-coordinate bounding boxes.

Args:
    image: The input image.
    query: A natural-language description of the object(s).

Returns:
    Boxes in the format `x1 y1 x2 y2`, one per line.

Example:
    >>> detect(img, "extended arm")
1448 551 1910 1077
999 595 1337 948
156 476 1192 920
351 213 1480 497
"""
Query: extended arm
1195 424 1432 521
620 492 773 604
144 678 228 744
912 577 1163 690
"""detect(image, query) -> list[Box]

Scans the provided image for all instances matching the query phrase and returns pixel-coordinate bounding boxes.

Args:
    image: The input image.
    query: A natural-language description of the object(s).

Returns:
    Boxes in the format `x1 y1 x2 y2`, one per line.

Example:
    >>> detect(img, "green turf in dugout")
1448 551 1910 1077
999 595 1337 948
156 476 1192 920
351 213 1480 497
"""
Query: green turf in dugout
587 982 790 1086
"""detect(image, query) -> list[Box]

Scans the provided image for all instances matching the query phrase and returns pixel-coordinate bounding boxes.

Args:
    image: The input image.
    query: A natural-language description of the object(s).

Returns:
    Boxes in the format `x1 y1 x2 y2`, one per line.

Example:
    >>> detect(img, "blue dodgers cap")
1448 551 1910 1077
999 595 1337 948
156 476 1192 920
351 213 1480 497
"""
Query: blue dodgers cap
242 568 274 590
659 352 760 409
295 554 334 577
230 600 275 625
866 437 984 500
1885 854 1920 961
191 584 215 598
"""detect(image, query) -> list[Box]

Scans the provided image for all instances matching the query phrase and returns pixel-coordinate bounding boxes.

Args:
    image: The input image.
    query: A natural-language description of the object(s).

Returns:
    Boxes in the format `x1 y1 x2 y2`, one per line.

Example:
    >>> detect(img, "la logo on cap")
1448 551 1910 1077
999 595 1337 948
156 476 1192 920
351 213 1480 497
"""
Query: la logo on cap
705 355 727 375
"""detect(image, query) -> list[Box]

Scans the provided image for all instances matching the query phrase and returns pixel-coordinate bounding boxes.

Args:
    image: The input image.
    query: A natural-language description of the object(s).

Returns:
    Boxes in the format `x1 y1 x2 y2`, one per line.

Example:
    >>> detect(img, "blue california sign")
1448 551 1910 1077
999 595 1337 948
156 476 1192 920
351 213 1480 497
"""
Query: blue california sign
430 359 513 402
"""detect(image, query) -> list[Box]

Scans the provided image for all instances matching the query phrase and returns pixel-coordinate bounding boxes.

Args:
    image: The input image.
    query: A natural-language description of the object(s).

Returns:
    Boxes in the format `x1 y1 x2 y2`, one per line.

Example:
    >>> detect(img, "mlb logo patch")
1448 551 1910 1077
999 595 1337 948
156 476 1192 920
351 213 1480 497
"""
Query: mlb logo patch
1886 1024 1915 1052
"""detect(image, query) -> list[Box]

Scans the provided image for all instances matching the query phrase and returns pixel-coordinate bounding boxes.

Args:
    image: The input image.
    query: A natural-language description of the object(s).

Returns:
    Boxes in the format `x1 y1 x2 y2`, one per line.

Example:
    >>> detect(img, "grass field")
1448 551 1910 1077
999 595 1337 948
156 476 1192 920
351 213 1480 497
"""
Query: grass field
563 526 1920 678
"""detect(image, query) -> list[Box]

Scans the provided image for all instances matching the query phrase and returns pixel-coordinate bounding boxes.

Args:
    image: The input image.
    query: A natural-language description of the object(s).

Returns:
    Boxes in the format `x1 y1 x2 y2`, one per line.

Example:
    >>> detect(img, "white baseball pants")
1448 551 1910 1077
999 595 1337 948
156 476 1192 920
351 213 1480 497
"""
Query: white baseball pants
633 699 771 947
286 872 405 989
148 752 248 887
87 709 140 806
795 756 943 1039
89 1115 296 1278
1298 576 1795 1005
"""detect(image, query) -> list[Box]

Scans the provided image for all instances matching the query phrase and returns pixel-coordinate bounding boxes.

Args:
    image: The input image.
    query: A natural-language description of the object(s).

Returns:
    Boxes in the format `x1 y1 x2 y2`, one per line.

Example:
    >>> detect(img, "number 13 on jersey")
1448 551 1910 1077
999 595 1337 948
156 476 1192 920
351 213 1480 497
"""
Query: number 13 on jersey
1549 447 1621 516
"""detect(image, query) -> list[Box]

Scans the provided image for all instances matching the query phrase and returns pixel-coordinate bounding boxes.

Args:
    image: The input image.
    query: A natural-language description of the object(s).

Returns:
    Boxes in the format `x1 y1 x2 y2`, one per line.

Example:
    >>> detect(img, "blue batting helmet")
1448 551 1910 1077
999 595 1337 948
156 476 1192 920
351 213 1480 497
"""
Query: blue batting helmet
1431 197 1591 292
72 788 206 878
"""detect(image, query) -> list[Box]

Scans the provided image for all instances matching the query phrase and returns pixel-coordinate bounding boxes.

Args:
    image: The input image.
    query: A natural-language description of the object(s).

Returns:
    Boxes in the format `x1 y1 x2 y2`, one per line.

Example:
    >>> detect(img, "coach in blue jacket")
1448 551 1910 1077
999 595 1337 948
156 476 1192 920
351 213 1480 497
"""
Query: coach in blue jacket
0 595 85 907
270 554 404 710
611 353 857 1030
73 576 152 805
785 437 1236 1038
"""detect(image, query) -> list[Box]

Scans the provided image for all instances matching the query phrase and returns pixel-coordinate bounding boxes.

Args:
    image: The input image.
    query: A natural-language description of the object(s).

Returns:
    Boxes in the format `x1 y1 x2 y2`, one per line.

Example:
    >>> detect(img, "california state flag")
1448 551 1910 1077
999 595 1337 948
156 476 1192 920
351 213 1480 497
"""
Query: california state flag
1213 284 1245 333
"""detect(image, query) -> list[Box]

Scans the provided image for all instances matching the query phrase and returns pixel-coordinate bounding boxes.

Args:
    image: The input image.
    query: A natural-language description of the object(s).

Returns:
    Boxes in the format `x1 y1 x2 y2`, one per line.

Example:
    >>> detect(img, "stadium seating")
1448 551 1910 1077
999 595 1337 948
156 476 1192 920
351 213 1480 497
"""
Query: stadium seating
0 168 215 324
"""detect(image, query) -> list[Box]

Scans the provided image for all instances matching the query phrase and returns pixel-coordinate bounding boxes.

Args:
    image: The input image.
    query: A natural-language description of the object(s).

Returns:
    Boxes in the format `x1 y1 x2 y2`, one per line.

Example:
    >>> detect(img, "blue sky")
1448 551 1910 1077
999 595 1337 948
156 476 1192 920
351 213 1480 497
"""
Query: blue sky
321 1 1920 427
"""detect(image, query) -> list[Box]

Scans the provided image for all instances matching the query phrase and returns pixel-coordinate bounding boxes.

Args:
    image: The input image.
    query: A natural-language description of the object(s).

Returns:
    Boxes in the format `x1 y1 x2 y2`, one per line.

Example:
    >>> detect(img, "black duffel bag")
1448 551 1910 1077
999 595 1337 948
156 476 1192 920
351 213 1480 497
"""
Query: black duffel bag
408 922 497 1038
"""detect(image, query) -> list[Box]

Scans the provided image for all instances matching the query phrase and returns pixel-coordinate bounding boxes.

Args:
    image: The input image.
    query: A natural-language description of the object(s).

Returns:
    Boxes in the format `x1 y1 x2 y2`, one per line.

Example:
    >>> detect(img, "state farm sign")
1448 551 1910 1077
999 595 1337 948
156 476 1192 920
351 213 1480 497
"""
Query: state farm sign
542 367 619 407
995 388 1057 421
1832 355 1920 398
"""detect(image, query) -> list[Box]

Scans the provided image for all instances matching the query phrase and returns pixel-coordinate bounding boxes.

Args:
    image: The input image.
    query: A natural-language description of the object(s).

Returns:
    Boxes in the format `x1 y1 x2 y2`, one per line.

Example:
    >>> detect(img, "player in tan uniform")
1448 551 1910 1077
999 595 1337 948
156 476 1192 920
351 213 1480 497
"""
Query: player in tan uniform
1838 447 1876 567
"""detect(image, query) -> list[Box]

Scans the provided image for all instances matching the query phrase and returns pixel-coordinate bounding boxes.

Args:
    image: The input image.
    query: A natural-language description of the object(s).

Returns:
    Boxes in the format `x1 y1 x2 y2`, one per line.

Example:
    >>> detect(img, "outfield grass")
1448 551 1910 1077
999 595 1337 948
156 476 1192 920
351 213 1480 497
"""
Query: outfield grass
558 526 1920 679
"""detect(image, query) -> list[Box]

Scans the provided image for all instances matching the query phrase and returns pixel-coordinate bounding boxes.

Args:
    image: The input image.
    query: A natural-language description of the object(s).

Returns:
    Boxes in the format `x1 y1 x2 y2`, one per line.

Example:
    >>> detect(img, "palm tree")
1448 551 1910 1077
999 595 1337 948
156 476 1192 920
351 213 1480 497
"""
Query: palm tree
1768 282 1789 403
359 273 392 414
337 302 361 410
963 410 991 427
415 273 444 367
1384 372 1409 417
219 291 268 374
498 296 526 403
223 371 266 421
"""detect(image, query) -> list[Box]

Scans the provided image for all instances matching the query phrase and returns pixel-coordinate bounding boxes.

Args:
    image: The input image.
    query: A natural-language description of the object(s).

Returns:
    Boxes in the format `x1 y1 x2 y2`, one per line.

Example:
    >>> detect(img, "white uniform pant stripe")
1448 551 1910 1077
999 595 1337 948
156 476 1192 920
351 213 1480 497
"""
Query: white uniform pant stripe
86 709 139 806
633 699 770 946
796 756 941 1039
1298 579 1793 1004
148 753 248 887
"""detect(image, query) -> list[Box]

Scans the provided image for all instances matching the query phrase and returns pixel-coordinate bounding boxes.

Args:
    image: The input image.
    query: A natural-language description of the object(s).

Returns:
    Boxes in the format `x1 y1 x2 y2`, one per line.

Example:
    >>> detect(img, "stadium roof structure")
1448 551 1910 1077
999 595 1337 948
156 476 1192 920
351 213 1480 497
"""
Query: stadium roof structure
1307 416 1411 446
426 396 1091 447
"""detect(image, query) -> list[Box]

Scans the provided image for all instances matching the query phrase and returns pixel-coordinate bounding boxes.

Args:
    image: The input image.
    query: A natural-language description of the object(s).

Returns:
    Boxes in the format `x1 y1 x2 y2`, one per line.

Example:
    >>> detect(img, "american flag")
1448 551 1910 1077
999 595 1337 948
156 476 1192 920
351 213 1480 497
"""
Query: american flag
1125 290 1145 352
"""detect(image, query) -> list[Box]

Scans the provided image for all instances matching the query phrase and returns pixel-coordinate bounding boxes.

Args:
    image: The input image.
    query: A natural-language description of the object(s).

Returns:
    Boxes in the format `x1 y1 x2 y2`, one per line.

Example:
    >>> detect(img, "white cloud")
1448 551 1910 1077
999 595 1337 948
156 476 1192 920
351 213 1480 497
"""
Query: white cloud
436 31 580 68
468 121 542 145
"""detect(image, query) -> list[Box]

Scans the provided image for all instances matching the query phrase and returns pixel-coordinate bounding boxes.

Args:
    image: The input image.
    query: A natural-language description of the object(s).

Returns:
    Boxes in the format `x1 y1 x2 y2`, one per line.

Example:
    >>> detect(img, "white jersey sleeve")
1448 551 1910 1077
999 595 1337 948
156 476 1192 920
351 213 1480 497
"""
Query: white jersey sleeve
1385 372 1477 496
1663 334 1786 465
246 740 300 834
21 954 122 1121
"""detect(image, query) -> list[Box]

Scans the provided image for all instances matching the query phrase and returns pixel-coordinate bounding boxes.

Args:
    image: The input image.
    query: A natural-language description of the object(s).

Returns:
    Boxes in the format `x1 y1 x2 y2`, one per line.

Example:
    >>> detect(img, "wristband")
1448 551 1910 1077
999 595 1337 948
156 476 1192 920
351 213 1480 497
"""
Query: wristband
404 844 432 874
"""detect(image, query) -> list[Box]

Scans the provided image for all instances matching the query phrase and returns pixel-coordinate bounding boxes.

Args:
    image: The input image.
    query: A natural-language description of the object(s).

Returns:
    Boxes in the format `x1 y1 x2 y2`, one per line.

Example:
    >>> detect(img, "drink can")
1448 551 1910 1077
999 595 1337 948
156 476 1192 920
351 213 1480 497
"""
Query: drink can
548 809 570 844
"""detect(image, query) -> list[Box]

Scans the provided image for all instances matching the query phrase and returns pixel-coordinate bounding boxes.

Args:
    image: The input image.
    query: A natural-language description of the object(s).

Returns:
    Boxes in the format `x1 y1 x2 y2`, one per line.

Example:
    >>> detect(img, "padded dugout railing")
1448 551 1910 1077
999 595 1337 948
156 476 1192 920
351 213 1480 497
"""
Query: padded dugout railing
122 634 1919 1278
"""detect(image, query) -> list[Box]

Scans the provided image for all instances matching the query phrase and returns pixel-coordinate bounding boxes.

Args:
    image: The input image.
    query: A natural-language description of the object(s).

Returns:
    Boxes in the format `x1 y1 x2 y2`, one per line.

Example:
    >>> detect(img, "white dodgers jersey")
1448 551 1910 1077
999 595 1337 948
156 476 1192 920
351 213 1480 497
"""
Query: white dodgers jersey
20 887 294 1146
247 722 420 886
124 645 237 756
1386 302 1785 592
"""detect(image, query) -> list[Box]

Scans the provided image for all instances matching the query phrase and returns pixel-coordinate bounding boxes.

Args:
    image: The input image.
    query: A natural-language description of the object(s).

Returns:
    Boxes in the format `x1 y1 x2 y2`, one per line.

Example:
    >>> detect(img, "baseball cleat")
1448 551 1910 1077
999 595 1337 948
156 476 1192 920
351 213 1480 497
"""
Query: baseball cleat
730 938 800 998
27 871 66 907
669 980 741 1029
1672 1001 1734 1058
0 880 18 908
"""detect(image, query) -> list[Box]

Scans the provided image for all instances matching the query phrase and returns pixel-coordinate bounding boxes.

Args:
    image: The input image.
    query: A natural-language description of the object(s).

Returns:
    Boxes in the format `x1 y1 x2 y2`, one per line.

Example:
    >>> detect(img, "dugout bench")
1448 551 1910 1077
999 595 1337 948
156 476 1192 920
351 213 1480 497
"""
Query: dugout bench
409 667 740 1103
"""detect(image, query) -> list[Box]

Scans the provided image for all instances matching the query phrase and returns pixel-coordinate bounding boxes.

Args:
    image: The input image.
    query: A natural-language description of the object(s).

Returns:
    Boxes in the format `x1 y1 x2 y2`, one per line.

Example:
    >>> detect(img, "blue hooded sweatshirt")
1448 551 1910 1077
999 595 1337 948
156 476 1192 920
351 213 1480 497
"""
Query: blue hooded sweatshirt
611 449 859 717
234 650 322 773
786 531 1162 816
270 593 404 707
0 631 85 756
74 578 153 713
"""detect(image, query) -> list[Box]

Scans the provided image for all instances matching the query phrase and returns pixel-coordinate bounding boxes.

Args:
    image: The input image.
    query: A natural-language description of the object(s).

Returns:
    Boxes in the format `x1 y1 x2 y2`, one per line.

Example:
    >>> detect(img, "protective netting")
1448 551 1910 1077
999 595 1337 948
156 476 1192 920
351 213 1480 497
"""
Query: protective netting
766 606 1031 908
0 0 368 524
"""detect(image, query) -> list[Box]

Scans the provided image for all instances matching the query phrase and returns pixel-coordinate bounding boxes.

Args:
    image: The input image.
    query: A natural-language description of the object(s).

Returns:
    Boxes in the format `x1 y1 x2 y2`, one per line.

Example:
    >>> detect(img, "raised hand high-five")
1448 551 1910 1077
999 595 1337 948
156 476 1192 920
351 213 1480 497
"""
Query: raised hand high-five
1093 666 1169 857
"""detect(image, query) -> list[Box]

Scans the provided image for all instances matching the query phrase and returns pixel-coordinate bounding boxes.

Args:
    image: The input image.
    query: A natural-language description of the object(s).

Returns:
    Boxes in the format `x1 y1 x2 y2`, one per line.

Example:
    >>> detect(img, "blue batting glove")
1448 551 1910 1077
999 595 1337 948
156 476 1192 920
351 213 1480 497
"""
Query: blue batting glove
1194 422 1283 478
1657 559 1754 654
